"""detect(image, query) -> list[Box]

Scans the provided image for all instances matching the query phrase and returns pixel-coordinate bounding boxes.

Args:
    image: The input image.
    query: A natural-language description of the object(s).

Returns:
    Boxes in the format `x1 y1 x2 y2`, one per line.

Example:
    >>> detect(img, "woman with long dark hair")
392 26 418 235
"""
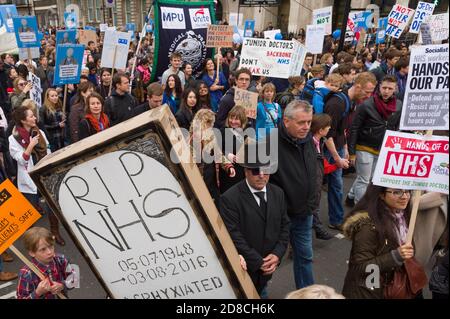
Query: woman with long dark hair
175 88 198 131
162 74 183 114
197 81 212 111
342 184 416 299
201 58 227 112
78 92 110 140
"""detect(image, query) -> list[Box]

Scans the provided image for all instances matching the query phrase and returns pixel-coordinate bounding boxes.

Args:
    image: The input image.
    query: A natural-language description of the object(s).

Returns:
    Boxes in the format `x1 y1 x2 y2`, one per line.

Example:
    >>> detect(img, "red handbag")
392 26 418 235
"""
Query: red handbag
384 257 428 299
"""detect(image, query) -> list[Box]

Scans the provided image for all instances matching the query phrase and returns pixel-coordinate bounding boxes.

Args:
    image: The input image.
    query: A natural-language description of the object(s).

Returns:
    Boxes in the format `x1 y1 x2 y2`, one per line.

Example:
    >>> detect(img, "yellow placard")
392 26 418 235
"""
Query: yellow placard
0 179 41 254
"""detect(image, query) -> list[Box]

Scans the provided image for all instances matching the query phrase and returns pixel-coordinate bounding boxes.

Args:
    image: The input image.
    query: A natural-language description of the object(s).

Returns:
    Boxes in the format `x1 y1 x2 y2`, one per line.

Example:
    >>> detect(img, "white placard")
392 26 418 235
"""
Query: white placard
399 44 449 130
58 150 238 299
229 12 243 27
372 131 449 194
101 30 132 70
18 47 40 60
426 13 449 42
305 24 326 54
385 4 415 39
239 38 307 79
312 6 332 35
28 72 42 108
410 1 435 34
100 23 108 32
263 29 281 40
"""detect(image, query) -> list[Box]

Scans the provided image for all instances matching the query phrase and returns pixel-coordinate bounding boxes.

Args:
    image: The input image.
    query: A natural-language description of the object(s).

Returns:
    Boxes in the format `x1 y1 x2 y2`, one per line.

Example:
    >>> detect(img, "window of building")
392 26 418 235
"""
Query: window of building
88 0 94 22
125 0 132 23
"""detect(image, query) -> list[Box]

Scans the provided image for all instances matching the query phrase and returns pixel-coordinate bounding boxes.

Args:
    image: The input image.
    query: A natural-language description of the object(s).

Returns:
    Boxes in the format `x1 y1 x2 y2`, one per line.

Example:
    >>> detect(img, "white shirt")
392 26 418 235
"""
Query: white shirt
246 179 267 206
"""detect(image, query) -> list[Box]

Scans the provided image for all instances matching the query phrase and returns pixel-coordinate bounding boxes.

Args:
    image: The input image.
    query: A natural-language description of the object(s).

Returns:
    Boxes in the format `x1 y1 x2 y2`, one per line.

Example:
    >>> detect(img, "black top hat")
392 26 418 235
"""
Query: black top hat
237 140 277 172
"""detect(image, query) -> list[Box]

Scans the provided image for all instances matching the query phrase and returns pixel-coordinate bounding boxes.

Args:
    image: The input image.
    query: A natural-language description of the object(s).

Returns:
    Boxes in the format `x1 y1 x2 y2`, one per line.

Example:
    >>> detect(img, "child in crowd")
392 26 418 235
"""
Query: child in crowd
256 83 281 140
312 74 345 114
17 227 77 299
310 114 341 240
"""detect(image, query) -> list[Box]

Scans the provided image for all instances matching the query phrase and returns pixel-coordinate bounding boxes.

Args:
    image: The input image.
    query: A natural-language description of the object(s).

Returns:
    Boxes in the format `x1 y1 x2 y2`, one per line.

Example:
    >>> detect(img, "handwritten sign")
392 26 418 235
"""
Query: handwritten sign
206 25 234 48
239 38 307 79
373 131 449 194
385 4 415 39
312 6 332 35
305 24 326 54
399 44 449 130
234 88 258 119
426 13 449 42
78 30 98 46
410 1 435 34
28 72 42 108
30 106 258 299
0 179 41 254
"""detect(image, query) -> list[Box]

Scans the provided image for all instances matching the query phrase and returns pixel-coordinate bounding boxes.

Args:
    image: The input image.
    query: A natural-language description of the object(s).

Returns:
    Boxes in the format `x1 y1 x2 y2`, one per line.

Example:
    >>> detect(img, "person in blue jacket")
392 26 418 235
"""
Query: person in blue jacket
256 83 281 140
201 58 227 112
312 74 345 114
162 73 183 114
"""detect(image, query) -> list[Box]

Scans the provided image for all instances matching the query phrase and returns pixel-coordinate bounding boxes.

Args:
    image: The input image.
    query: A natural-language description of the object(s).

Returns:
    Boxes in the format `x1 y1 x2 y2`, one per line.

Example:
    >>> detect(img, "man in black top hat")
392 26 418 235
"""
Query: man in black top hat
219 142 290 297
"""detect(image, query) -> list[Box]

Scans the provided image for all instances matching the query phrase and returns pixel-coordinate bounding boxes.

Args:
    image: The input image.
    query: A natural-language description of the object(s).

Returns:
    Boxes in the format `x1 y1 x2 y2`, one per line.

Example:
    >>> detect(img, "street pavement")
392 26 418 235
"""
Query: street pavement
0 172 432 299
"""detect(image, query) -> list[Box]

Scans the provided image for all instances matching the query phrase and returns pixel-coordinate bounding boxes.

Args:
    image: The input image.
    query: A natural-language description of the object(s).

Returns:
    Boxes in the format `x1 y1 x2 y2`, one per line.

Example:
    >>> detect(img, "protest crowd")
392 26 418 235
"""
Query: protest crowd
0 1 448 301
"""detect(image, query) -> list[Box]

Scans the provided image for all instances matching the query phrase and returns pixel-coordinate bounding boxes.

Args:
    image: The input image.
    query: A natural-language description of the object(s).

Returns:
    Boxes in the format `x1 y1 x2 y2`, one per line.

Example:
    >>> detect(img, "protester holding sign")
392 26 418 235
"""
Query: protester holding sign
35 56 54 99
104 73 137 125
201 58 227 113
342 184 419 299
10 77 32 110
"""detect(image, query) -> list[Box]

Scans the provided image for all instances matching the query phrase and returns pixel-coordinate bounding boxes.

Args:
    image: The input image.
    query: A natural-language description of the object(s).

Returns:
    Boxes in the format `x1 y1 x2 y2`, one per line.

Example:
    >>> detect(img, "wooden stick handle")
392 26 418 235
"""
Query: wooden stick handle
62 84 68 115
9 245 66 299
109 46 117 96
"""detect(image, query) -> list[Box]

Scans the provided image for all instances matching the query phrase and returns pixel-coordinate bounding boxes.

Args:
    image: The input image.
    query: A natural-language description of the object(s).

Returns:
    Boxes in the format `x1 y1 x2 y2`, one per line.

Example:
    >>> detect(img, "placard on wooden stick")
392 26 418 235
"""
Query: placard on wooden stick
30 105 258 299
234 88 258 119
206 25 234 48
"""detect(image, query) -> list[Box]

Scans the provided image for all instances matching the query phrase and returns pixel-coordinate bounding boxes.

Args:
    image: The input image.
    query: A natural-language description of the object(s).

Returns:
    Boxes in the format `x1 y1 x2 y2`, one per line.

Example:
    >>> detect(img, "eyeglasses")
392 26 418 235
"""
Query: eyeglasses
18 82 26 87
385 190 411 198
250 168 271 176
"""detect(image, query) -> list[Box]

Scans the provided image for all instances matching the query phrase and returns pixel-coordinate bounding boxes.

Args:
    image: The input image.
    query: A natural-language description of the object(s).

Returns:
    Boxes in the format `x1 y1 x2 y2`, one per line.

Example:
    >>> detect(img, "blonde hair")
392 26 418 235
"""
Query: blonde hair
13 77 26 94
325 73 345 88
43 88 62 114
21 98 39 122
320 53 333 64
285 285 345 299
260 83 276 102
22 227 55 253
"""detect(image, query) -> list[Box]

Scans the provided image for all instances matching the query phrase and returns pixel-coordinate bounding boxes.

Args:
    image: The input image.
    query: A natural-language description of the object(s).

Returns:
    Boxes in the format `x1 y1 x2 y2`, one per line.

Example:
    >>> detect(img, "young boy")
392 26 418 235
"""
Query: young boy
161 52 186 88
312 73 345 114
310 114 345 240
17 227 75 299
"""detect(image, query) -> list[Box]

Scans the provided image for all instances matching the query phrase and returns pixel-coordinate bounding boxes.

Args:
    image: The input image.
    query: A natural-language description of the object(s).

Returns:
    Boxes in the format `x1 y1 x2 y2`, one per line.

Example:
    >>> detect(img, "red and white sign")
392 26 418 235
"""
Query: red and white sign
385 4 415 38
373 131 449 194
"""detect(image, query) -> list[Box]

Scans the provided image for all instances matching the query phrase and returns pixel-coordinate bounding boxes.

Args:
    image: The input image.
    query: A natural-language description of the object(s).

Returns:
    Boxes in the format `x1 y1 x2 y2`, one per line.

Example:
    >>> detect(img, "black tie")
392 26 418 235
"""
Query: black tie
255 191 267 215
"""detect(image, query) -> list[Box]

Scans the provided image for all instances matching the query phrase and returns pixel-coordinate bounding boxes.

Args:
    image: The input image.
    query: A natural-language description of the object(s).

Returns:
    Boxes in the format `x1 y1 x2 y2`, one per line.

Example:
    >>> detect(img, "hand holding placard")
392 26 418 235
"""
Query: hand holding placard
234 88 258 119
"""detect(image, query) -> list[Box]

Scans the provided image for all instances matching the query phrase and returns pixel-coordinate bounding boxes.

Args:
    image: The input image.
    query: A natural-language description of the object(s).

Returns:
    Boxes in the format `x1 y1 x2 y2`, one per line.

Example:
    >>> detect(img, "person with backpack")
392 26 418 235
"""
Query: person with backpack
275 76 305 110
256 83 281 140
300 65 325 104
312 74 345 114
323 72 377 231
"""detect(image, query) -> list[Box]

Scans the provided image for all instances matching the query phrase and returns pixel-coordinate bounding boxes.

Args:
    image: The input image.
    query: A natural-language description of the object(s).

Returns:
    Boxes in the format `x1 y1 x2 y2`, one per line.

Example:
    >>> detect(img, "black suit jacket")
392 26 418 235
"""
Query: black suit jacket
220 180 290 292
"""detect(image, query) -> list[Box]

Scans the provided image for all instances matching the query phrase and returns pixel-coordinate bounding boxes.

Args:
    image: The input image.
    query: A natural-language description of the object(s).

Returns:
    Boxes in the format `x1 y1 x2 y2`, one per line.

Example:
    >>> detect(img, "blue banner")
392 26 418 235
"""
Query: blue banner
354 11 372 30
244 20 255 37
12 16 39 48
64 12 77 29
54 44 84 85
56 30 77 45
152 0 215 81
0 5 18 33
376 17 388 44
84 25 96 31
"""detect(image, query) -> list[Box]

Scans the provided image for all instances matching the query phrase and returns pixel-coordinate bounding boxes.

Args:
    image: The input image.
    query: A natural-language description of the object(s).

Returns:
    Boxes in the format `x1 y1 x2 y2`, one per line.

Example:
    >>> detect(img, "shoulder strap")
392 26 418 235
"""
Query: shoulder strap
262 102 278 128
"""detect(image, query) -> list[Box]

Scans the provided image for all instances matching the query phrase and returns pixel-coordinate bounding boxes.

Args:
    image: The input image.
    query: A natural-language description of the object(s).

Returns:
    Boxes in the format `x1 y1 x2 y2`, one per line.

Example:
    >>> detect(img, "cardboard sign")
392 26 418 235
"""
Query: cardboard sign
410 1 435 34
399 44 449 130
56 29 77 45
312 6 332 35
239 38 307 79
0 4 18 33
206 25 233 48
0 179 42 254
12 16 39 48
305 24 325 54
385 4 414 39
101 30 131 70
28 72 42 108
54 44 85 85
30 106 259 299
426 13 449 42
78 29 98 46
373 131 449 194
234 88 258 119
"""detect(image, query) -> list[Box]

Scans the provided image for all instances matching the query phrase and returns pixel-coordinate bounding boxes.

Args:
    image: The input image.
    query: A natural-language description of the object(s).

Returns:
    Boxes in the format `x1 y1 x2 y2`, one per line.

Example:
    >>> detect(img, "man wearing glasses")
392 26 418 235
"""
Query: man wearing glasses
215 68 252 128
220 142 290 298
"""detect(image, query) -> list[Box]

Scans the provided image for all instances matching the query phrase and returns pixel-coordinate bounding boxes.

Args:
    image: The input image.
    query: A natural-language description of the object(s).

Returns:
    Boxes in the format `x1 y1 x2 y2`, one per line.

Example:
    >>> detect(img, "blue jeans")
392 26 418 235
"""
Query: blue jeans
324 148 344 226
290 214 314 289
